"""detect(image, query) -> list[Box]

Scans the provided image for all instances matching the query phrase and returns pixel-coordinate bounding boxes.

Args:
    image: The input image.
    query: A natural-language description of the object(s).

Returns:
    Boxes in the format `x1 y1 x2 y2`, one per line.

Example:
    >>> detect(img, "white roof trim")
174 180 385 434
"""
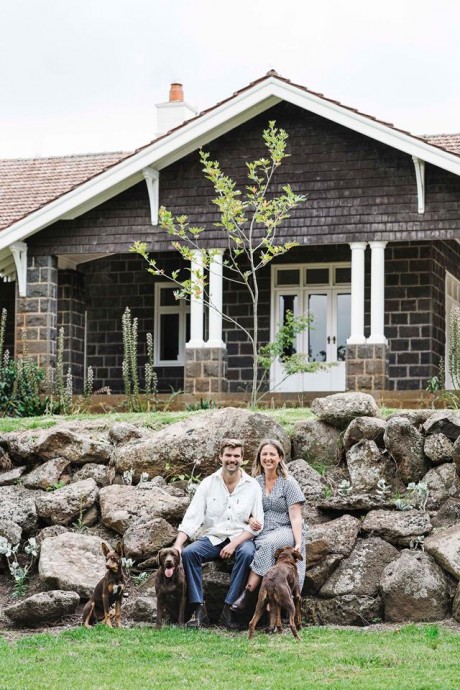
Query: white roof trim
3 75 460 252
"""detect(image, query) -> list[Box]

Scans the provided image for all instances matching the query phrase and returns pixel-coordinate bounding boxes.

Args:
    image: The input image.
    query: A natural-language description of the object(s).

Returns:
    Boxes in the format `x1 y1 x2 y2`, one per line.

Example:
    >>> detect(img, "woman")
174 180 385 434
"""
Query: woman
230 438 306 615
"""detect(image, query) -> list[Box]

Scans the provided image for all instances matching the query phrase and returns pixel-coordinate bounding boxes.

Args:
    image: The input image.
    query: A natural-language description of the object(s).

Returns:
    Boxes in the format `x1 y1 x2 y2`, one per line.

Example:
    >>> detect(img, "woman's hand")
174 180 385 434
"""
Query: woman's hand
248 516 262 531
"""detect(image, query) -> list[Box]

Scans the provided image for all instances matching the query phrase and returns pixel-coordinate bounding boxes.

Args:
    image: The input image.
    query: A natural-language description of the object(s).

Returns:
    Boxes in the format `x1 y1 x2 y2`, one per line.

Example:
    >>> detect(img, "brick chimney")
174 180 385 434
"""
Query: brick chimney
156 83 197 135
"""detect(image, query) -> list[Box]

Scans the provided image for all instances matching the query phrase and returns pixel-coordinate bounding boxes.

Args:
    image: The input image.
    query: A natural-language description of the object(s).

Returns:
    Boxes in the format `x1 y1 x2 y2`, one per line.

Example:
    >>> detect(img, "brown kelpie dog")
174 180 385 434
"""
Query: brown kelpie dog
248 546 303 640
82 542 126 628
155 547 187 629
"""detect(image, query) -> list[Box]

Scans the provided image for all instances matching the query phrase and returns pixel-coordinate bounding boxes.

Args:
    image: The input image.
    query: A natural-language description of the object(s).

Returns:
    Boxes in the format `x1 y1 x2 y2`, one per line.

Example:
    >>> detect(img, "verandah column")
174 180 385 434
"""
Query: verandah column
184 249 228 396
204 249 227 393
368 241 387 345
347 242 367 345
346 241 389 391
187 250 205 349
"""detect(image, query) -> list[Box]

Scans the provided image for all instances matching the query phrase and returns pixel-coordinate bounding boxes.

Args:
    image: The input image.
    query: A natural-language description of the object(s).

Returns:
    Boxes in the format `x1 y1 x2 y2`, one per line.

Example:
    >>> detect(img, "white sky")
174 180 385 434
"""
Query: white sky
1 0 459 159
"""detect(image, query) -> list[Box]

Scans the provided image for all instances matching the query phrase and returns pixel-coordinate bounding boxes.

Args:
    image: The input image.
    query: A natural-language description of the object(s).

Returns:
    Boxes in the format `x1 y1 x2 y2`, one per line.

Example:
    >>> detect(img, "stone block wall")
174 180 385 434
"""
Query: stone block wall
184 347 228 395
15 256 58 366
58 270 86 390
384 240 460 391
80 253 185 394
346 344 389 391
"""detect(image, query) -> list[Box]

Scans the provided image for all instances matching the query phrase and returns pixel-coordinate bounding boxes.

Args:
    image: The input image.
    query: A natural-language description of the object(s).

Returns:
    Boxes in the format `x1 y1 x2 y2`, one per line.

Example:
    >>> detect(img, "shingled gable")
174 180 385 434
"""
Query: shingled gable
2 70 460 254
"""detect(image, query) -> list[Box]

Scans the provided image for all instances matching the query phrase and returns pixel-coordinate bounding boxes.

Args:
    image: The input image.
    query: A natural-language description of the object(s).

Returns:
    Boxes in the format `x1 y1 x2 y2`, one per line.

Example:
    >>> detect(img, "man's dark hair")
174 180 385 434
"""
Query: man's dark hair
219 438 244 456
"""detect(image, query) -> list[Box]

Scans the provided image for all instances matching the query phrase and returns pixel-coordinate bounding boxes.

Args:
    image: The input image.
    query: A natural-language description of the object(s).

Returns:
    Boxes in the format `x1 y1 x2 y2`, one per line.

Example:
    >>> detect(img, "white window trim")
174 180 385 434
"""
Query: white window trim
445 271 460 390
154 282 190 366
272 261 351 289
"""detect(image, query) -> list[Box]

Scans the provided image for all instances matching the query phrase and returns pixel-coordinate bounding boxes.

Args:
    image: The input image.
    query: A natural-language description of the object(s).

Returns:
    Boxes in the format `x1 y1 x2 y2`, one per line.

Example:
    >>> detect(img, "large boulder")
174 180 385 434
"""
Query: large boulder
432 498 460 529
39 532 111 597
343 416 386 451
0 486 38 534
72 463 112 486
422 411 460 441
286 459 324 501
383 417 429 484
316 494 394 512
0 519 22 545
291 420 342 468
362 509 432 546
346 440 396 493
380 550 450 622
319 537 399 598
424 433 454 465
108 422 144 445
22 457 71 490
4 590 80 626
33 427 111 465
111 408 289 480
311 393 380 429
99 484 189 534
304 595 383 626
424 524 460 579
123 517 177 559
0 466 26 486
305 515 361 557
35 478 99 525
422 463 460 510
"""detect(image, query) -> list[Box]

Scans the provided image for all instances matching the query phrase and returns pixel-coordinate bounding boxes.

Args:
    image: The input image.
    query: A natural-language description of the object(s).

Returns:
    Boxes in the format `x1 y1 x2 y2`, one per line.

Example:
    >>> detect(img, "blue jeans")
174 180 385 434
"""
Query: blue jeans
181 537 255 606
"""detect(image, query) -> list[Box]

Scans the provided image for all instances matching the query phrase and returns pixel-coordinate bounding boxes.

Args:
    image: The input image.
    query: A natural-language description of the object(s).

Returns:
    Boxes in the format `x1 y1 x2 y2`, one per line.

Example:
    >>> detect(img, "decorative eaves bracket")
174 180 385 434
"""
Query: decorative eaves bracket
143 167 160 225
10 242 28 297
412 156 425 214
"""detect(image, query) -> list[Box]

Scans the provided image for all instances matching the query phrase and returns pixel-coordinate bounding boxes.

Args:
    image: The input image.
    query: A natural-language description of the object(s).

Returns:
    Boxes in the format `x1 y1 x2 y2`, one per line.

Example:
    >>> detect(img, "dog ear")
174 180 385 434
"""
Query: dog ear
274 548 284 560
101 542 110 557
294 549 303 562
115 541 124 557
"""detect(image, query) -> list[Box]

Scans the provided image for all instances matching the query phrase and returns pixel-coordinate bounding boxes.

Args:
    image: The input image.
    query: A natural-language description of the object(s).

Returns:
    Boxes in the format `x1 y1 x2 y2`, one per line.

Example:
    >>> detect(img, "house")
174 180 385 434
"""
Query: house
1 70 460 398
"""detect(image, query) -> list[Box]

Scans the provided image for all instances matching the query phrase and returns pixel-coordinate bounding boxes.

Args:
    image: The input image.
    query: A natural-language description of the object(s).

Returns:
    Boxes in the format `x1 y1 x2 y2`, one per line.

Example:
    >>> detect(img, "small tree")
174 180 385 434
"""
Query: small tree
132 121 323 407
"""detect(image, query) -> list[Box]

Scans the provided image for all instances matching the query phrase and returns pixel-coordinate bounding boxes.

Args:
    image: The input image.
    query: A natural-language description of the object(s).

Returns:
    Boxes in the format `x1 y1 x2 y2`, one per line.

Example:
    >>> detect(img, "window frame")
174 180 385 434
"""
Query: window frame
154 282 190 366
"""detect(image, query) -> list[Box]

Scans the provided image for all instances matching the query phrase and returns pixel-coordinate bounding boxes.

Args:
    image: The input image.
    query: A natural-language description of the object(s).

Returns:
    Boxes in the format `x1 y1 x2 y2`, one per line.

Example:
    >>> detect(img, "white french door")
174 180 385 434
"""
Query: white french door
271 264 351 392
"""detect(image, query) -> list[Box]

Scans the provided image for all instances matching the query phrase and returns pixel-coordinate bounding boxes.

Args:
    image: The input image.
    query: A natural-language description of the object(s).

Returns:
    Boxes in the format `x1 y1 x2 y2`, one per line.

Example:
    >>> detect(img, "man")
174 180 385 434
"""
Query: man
174 438 264 629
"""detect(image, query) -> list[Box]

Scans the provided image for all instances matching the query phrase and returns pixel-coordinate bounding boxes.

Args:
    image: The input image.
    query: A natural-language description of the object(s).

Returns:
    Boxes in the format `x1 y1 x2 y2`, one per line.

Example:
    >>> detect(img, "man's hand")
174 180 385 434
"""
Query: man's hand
220 541 236 559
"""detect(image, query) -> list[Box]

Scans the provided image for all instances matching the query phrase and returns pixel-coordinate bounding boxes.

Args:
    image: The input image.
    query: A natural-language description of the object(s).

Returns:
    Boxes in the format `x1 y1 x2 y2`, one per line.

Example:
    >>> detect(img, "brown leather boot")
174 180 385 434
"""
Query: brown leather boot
230 587 254 613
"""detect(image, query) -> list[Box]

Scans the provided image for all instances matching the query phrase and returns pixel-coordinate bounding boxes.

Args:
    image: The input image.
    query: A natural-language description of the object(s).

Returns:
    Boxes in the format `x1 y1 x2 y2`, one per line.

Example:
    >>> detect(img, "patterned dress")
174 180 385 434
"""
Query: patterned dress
251 474 306 586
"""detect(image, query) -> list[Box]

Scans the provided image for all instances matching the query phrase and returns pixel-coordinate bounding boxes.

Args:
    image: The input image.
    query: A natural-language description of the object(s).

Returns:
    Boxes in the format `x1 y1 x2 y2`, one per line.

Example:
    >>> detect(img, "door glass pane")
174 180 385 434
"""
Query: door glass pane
160 313 179 360
160 287 178 306
306 268 329 285
336 293 351 361
308 294 327 362
278 294 298 358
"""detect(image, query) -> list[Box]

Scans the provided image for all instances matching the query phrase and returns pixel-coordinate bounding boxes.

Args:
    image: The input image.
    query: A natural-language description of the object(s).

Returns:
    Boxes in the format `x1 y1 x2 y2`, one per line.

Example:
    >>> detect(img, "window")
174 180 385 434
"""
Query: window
445 272 460 389
155 283 190 365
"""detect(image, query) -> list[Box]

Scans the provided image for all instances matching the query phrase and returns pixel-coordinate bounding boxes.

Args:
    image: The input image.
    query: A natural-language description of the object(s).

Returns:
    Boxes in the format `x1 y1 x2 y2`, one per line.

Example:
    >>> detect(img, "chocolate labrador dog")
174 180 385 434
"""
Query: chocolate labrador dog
248 546 303 640
155 547 187 629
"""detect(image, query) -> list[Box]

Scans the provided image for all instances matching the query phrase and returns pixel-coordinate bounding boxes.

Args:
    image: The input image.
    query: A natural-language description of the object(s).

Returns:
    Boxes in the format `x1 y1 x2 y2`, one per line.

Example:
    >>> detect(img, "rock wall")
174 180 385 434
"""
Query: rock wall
2 396 460 628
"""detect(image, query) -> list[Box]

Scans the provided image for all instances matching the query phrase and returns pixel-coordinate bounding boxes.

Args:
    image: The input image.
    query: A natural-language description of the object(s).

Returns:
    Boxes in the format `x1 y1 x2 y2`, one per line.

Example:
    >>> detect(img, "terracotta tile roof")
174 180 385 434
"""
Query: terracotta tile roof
0 151 130 231
1 71 460 235
421 133 460 156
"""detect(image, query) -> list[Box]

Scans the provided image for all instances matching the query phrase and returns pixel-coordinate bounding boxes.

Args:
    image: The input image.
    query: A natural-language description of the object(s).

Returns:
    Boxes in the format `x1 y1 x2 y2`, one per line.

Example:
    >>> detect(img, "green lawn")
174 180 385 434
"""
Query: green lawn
1 624 459 690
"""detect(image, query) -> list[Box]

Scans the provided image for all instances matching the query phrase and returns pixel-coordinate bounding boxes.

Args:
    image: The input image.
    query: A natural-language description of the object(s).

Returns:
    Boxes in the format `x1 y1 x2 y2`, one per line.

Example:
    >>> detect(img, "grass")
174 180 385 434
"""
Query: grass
0 407 318 436
0 624 459 690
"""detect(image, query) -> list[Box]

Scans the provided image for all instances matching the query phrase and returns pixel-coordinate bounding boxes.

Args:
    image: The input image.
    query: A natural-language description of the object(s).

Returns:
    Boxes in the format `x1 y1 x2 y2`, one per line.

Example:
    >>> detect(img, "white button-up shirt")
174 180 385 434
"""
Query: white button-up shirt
178 468 264 545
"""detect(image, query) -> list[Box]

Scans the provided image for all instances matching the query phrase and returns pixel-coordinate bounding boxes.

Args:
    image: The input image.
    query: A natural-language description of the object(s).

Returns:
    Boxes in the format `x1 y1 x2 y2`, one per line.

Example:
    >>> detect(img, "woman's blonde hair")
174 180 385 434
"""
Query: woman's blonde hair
252 438 289 479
